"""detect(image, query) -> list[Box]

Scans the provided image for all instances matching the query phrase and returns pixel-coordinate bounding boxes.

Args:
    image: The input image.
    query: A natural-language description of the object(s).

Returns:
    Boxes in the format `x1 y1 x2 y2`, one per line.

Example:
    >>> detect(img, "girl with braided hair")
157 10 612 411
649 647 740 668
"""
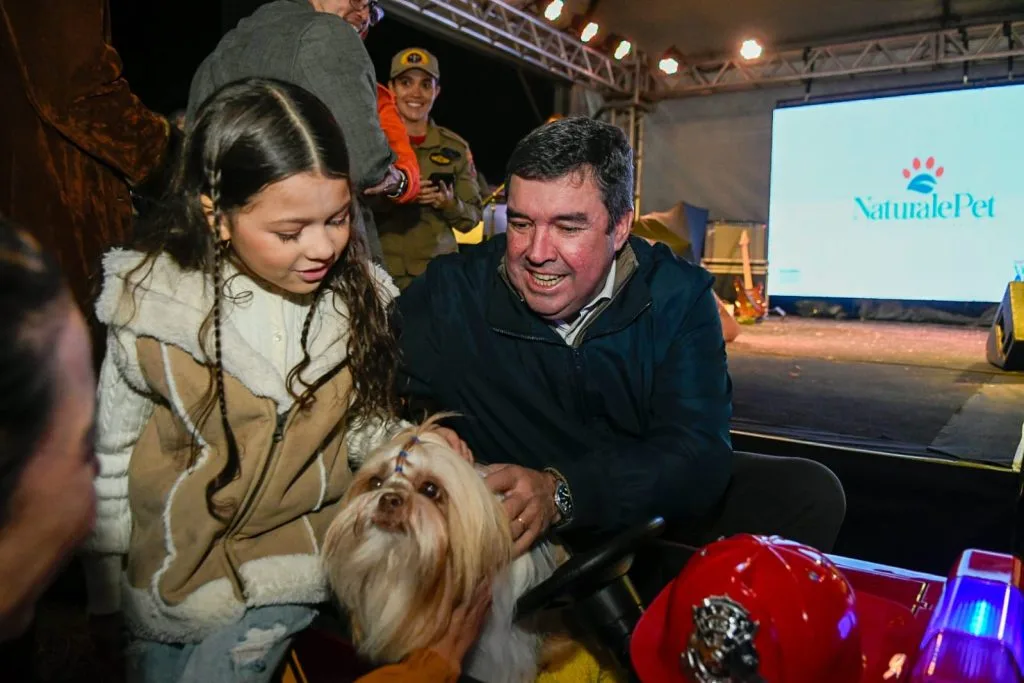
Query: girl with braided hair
83 78 467 682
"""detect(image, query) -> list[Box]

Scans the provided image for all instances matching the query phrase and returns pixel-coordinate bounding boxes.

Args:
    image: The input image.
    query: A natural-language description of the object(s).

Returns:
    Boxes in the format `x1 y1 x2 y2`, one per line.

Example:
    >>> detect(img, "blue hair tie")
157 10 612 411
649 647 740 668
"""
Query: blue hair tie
395 449 409 473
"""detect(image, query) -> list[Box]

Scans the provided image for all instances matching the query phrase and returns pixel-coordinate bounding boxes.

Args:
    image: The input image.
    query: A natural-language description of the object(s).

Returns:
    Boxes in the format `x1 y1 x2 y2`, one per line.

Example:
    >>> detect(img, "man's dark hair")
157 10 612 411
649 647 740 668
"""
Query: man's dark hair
504 116 634 231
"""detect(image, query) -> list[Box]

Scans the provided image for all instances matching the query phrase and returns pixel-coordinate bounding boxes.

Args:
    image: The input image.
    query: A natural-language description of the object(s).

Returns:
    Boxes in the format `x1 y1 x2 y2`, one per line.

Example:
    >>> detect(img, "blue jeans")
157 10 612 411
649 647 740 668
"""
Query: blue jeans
125 605 318 683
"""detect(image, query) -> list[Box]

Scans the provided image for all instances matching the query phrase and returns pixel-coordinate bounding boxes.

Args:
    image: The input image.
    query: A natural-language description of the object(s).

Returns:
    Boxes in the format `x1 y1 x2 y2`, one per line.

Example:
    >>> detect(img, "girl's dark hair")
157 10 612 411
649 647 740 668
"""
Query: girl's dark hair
0 217 68 525
126 78 400 521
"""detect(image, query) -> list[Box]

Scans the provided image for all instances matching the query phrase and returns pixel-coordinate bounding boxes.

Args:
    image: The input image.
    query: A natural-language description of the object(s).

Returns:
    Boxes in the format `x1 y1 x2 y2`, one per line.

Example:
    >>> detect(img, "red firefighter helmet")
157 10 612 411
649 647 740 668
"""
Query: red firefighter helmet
630 534 864 683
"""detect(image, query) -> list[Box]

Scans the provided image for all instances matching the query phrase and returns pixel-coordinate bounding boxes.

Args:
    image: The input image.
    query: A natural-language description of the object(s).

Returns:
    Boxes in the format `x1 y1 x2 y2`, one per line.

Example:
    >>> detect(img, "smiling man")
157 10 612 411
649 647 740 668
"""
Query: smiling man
374 48 483 290
396 117 846 589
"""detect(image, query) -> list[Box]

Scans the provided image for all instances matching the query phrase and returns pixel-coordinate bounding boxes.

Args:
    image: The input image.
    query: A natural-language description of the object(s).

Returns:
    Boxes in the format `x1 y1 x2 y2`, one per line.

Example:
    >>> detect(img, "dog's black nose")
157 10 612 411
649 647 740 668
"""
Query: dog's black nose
378 492 404 511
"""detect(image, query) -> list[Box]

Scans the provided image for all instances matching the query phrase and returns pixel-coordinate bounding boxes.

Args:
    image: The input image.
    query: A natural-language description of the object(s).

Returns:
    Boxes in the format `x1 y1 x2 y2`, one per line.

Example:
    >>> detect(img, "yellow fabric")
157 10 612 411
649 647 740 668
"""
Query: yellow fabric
456 221 484 245
536 642 625 683
631 217 690 258
277 649 307 683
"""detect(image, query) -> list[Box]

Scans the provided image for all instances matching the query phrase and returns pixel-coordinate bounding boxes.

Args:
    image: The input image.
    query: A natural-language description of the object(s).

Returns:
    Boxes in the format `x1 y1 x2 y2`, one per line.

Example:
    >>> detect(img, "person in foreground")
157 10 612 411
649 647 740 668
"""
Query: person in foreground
0 218 98 642
82 78 466 682
396 116 846 592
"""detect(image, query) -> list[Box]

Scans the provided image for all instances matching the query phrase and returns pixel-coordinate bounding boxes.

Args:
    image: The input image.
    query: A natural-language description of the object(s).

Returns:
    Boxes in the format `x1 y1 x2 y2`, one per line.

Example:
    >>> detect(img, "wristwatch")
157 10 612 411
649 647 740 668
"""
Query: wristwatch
384 168 408 199
545 467 574 529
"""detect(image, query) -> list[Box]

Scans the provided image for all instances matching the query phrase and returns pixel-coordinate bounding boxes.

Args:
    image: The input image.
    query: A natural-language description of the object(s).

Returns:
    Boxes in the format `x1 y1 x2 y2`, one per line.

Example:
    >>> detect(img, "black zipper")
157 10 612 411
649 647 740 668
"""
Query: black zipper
222 410 290 599
491 327 562 344
570 347 587 417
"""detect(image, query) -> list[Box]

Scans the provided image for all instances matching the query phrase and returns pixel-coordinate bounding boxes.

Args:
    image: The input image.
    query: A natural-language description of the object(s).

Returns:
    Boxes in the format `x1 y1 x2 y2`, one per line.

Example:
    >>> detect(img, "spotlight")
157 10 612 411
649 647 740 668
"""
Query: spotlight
543 0 563 21
597 33 632 61
569 15 600 43
658 47 684 75
740 38 763 60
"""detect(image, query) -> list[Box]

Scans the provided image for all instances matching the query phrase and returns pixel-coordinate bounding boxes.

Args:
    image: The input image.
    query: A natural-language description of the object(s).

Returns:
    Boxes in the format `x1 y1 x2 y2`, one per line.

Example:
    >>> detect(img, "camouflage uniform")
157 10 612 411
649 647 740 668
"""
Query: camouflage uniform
375 48 483 289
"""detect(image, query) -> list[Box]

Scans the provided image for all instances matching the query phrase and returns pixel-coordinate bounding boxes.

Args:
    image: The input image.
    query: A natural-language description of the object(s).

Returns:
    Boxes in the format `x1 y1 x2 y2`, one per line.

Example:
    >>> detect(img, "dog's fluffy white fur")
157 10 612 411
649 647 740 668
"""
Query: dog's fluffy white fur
322 417 558 683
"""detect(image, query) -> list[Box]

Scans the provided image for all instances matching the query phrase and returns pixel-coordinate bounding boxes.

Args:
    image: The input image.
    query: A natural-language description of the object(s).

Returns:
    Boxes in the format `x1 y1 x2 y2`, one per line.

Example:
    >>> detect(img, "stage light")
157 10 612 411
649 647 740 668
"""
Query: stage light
543 0 563 21
569 15 600 43
596 33 633 61
658 47 684 75
740 38 763 60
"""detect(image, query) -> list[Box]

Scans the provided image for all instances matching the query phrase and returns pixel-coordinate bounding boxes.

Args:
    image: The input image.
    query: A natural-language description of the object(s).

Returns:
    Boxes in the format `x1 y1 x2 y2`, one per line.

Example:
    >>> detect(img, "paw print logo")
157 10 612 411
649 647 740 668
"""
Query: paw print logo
902 157 944 194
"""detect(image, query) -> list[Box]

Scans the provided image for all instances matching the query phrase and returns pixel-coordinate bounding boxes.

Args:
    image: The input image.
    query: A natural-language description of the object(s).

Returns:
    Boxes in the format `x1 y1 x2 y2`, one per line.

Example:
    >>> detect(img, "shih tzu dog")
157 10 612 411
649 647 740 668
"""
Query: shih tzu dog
322 416 559 683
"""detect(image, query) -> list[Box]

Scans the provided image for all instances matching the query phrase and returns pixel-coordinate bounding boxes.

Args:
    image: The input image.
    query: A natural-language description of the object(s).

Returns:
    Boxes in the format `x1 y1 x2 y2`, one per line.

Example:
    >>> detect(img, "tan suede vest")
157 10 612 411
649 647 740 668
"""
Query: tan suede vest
127 338 355 607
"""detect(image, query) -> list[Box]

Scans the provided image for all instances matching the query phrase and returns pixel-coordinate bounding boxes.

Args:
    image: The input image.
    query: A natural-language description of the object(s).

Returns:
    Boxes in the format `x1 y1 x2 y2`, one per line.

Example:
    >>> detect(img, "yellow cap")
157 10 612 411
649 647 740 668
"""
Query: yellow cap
390 48 440 80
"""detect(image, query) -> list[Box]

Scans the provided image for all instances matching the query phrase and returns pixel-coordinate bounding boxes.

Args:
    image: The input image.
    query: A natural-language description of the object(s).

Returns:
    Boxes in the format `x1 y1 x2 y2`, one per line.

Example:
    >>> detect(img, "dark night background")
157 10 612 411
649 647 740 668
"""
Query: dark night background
107 0 561 184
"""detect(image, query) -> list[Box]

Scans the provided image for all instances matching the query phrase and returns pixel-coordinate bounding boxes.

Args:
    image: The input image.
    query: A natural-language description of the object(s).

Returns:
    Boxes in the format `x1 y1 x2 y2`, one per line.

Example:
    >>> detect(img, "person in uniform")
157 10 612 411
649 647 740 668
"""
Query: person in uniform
376 47 483 290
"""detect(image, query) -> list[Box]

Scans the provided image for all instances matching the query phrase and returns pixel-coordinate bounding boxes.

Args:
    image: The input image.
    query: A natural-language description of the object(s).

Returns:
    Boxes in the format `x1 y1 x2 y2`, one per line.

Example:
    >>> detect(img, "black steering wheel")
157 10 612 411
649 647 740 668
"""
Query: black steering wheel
516 516 666 616
515 516 665 676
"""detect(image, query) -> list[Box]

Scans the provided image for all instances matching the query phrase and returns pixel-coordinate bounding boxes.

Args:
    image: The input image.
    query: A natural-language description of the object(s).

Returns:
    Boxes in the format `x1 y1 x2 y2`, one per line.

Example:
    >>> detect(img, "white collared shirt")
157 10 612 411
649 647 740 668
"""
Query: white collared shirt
550 260 617 346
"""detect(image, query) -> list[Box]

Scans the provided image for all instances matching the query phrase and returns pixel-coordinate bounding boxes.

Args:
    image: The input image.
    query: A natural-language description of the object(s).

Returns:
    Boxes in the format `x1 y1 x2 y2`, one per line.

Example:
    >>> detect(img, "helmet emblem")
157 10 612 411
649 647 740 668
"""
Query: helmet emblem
684 596 763 683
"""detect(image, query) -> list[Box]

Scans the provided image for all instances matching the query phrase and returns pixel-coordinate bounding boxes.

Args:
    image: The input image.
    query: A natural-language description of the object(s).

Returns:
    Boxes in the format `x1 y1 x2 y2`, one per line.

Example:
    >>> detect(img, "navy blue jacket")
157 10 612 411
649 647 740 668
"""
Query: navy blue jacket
396 235 733 535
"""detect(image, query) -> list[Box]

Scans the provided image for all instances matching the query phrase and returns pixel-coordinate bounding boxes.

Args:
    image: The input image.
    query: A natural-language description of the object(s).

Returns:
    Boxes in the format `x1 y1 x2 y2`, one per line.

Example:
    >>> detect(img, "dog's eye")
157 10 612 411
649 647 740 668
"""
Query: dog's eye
419 481 440 499
369 476 384 489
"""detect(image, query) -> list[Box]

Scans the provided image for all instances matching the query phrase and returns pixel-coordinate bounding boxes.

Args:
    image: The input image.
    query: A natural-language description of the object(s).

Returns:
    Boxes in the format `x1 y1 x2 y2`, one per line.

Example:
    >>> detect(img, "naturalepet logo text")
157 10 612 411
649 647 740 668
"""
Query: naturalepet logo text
854 156 995 221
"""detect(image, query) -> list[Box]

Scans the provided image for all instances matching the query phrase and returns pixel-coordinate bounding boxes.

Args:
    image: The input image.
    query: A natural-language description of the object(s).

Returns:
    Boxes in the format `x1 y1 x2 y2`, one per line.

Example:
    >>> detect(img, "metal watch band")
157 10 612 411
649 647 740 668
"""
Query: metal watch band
385 169 407 199
544 467 574 528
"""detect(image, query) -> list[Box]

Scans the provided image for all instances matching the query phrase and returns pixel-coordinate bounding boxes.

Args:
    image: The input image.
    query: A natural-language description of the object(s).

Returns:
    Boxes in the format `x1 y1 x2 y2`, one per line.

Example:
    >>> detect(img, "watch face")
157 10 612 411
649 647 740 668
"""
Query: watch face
555 481 573 520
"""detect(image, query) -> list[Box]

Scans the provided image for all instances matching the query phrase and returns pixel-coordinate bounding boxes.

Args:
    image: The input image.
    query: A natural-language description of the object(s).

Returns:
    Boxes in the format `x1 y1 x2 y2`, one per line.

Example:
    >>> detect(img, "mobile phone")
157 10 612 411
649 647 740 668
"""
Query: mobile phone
428 172 456 187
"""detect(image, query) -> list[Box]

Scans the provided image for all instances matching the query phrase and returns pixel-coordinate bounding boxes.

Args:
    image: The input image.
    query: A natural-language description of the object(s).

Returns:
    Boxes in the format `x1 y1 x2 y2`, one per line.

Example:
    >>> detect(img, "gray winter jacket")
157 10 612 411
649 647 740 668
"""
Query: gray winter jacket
188 0 395 189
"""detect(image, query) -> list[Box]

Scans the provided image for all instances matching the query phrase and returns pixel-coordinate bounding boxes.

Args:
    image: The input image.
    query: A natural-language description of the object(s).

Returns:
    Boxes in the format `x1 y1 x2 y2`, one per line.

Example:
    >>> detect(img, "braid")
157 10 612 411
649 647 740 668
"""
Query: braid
204 165 242 522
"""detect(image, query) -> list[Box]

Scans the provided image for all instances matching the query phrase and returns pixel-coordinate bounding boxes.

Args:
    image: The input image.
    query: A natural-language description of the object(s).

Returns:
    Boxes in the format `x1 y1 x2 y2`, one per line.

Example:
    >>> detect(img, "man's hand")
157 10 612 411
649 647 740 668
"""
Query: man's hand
484 464 559 557
428 580 493 672
431 426 474 463
417 180 455 210
364 165 405 197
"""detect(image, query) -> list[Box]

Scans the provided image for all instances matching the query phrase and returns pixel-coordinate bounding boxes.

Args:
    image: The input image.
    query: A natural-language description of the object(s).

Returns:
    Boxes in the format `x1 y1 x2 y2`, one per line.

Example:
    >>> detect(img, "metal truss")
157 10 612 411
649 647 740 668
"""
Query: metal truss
381 0 638 94
653 21 1024 99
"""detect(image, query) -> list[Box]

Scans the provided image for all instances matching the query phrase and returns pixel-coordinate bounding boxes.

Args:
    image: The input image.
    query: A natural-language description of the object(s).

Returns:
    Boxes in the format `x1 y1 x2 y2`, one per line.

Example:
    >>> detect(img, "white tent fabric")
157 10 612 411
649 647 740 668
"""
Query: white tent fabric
636 63 1010 222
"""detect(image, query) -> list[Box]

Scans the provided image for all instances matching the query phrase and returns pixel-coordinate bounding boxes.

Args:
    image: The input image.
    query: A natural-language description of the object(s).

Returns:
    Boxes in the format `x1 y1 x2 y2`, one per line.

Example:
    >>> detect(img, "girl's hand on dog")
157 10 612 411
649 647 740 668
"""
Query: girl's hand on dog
432 426 474 463
484 464 559 557
429 579 493 672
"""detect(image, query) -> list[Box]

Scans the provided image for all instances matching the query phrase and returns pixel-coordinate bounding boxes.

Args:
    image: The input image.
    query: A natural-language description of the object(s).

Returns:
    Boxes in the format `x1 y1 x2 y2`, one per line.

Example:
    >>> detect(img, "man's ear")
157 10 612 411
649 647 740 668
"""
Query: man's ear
199 194 231 242
612 209 634 251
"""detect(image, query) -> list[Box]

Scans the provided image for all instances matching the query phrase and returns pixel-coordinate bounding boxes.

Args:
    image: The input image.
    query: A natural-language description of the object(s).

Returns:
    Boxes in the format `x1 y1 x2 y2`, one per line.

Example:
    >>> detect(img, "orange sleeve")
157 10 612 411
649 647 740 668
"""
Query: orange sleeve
376 83 420 203
354 649 460 683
